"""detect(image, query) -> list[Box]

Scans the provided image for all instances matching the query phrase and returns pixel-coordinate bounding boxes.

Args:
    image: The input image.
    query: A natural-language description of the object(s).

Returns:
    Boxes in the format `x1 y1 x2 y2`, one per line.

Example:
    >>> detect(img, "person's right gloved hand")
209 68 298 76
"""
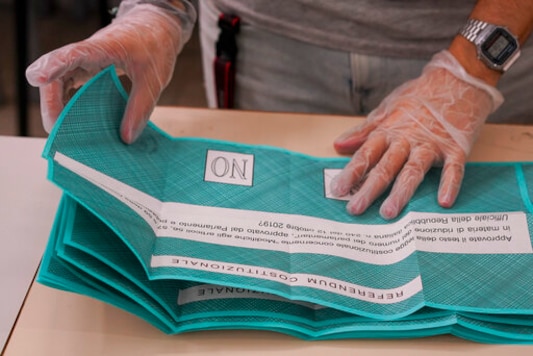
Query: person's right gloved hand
330 50 504 220
26 0 196 143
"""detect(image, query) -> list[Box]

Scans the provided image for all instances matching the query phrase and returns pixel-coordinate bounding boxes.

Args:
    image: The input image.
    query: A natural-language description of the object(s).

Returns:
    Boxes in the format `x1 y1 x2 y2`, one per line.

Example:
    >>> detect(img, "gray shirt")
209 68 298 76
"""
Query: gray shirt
207 0 477 59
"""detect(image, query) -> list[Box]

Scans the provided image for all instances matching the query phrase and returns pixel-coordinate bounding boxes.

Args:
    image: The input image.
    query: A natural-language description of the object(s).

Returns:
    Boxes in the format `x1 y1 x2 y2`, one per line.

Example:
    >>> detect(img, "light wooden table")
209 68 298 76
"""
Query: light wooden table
3 107 533 355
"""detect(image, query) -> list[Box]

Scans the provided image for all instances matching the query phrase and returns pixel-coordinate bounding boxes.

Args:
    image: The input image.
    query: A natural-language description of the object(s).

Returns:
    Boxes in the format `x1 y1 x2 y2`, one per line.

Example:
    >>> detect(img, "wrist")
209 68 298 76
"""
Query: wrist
448 35 502 87
428 50 504 114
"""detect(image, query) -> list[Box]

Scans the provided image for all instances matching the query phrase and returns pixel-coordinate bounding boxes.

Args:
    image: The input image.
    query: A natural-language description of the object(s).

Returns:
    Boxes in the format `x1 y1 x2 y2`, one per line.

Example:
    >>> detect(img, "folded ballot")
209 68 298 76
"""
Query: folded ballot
38 66 533 343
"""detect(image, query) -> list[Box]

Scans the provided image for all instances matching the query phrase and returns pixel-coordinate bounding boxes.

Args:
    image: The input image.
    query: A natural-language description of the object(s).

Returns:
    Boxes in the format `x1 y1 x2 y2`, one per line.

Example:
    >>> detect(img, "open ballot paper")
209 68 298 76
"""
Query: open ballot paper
38 66 533 343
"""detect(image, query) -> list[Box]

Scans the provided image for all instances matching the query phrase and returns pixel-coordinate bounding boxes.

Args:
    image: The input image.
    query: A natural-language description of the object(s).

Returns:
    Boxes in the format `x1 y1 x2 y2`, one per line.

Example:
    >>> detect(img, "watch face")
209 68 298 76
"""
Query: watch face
480 27 519 66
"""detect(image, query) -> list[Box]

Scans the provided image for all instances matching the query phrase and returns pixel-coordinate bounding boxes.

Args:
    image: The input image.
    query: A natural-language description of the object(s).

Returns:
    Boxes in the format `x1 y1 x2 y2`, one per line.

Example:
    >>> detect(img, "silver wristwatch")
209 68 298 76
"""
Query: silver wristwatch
459 18 521 72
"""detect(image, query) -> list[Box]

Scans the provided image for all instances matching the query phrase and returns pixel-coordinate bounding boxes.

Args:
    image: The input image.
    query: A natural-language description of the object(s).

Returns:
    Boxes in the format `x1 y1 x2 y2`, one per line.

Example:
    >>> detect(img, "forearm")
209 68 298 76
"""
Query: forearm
448 0 533 86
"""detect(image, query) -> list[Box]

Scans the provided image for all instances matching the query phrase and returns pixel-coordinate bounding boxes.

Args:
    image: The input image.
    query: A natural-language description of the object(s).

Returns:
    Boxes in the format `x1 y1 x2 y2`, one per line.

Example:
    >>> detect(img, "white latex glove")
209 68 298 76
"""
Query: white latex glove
330 50 503 220
26 0 196 143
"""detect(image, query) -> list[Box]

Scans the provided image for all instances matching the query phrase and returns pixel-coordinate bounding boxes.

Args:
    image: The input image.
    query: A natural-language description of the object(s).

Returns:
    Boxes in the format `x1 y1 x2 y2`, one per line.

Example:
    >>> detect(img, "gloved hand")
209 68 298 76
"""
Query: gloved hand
25 0 196 143
330 50 503 220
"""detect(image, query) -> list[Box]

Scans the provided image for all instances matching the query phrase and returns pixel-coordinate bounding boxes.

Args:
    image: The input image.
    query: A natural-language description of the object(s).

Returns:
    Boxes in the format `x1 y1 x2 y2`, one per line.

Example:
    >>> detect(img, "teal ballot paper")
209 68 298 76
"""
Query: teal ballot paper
38 66 533 343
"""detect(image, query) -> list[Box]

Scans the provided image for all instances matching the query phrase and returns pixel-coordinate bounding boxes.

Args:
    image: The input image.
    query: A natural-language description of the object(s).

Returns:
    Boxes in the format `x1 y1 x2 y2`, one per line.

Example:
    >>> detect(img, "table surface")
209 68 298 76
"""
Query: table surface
3 107 533 355
0 136 62 354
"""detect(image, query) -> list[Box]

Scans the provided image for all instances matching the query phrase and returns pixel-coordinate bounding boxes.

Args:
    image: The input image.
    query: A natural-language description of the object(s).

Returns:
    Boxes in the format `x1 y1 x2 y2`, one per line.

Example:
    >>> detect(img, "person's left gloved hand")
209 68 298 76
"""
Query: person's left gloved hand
330 50 503 220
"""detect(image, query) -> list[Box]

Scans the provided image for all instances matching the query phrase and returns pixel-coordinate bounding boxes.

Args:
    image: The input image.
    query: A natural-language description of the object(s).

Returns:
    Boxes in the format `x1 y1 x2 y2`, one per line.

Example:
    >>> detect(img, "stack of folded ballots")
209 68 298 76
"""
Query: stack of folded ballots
38 67 533 343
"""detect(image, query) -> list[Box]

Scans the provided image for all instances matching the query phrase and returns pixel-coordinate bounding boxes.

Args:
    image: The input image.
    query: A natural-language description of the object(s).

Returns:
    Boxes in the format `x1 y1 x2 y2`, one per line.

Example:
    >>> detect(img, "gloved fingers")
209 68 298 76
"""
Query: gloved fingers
379 147 437 219
330 133 388 197
25 49 66 86
119 80 160 143
333 119 380 155
437 157 465 208
26 42 111 87
39 81 65 133
345 138 410 215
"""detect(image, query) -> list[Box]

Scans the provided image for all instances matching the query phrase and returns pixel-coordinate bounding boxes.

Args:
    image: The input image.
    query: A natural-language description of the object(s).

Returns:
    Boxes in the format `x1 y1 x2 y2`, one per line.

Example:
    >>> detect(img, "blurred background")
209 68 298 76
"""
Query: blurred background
0 0 206 138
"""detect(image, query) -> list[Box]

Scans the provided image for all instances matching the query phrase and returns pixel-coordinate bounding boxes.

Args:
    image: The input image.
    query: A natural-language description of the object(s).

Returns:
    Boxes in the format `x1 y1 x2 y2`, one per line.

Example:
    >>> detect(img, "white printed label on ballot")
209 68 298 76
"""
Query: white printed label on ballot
204 150 254 186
